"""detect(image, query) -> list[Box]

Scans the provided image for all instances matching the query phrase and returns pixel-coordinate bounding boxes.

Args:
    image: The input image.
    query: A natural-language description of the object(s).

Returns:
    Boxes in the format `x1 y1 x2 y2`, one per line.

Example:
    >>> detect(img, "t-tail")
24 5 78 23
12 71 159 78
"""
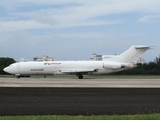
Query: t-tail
102 45 154 68
119 46 154 63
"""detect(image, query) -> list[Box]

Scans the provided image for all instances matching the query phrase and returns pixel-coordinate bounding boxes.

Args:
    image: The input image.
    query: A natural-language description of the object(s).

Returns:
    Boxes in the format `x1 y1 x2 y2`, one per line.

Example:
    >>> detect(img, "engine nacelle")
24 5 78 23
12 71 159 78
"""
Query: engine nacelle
103 62 137 70
124 63 137 70
103 62 123 69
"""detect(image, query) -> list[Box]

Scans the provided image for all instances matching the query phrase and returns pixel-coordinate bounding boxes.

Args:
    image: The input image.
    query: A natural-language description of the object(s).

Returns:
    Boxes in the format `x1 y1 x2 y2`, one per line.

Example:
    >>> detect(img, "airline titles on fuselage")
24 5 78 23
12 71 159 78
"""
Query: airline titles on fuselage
44 62 61 65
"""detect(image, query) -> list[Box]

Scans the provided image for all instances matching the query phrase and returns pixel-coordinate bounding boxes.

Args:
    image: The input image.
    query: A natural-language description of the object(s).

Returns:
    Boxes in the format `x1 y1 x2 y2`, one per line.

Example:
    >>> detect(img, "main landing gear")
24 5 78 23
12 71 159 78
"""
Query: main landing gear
15 74 20 79
15 74 30 79
77 74 83 79
16 76 20 79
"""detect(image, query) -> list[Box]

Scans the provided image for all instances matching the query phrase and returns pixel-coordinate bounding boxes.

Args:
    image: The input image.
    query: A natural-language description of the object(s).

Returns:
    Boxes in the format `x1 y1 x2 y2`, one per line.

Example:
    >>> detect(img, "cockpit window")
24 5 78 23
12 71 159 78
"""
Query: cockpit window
8 64 14 67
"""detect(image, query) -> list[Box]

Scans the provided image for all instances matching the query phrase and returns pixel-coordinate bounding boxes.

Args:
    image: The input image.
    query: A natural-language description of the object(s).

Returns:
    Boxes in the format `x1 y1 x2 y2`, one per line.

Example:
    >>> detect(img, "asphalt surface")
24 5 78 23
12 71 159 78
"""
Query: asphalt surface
0 87 160 116
1 78 160 88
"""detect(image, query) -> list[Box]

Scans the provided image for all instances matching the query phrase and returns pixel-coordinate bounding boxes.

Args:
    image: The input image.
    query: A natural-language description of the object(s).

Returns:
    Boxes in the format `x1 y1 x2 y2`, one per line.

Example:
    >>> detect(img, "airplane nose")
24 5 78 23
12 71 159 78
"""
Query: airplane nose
3 67 11 73
3 65 15 74
3 67 7 72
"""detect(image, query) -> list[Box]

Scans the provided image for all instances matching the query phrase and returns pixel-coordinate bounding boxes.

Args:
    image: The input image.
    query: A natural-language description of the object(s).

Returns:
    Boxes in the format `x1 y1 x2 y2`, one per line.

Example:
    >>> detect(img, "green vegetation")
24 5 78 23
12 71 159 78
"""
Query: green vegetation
0 57 16 74
0 114 160 120
2 74 160 79
109 55 160 75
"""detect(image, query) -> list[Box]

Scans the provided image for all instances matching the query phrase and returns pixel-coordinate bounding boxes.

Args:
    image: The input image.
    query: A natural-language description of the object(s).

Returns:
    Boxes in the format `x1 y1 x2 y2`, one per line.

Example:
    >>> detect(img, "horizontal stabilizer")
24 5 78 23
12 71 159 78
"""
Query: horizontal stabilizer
102 45 154 63
135 46 155 49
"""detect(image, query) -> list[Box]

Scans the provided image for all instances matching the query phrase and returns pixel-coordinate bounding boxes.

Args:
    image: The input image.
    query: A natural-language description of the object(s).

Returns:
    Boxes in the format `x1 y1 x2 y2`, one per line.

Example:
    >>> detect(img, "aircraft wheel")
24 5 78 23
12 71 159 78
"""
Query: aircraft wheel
16 76 20 79
78 75 83 79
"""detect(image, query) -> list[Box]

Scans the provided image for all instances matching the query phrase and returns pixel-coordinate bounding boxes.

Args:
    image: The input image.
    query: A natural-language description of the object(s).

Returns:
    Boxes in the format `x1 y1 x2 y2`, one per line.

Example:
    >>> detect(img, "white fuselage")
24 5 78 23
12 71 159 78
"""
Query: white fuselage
4 61 127 76
3 45 153 79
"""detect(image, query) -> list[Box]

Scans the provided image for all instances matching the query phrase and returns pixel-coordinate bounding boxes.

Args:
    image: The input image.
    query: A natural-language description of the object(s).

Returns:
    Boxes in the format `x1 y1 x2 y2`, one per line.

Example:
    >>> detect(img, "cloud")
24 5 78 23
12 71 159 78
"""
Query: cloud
138 15 160 23
0 0 159 62
1 0 160 33
0 29 152 59
0 20 52 33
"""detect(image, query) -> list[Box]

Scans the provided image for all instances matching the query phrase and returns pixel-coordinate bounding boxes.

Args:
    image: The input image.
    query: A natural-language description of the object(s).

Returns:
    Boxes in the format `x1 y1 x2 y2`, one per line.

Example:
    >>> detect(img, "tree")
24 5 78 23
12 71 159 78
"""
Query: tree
0 57 16 74
154 55 160 70
111 55 160 75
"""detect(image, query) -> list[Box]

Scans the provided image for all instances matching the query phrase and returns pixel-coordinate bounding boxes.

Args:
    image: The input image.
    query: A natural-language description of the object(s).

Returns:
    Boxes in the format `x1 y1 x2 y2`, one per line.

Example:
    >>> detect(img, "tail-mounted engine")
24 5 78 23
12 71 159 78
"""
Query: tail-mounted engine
103 62 124 69
103 62 137 69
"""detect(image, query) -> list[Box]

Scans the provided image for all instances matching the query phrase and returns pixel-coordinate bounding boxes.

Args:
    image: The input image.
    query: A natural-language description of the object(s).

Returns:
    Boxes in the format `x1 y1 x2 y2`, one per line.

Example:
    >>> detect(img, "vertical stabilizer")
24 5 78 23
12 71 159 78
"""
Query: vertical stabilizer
119 46 154 63
102 45 154 63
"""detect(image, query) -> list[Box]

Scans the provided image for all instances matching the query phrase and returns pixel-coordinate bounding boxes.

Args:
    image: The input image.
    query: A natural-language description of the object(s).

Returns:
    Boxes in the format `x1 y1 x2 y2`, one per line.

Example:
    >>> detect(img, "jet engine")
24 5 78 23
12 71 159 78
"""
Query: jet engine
103 62 124 69
123 63 137 70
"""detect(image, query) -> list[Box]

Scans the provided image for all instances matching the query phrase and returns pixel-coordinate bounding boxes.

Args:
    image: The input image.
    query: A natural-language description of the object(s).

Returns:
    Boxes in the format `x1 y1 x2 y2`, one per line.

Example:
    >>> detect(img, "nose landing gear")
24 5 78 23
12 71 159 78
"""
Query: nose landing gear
77 74 83 79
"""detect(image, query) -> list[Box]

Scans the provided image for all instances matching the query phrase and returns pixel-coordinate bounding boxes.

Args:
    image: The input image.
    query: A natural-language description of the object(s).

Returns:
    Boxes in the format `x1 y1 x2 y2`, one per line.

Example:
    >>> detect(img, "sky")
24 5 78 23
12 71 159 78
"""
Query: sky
0 0 160 62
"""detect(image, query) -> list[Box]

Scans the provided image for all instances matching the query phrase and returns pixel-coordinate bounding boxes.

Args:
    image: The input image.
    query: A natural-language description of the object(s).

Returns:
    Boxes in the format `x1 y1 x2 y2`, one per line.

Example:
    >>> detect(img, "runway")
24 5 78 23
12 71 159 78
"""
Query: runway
0 77 160 88
0 78 160 116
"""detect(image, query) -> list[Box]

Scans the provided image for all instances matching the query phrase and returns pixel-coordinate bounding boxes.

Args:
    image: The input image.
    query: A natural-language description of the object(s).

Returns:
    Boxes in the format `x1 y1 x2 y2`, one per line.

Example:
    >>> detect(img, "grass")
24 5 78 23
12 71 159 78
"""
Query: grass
31 75 160 79
0 114 160 120
78 75 160 79
1 75 160 79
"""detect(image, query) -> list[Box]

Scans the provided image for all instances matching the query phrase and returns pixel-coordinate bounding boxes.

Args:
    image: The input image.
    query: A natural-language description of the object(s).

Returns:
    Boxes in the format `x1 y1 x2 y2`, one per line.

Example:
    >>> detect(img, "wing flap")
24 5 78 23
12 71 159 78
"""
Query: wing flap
60 69 98 73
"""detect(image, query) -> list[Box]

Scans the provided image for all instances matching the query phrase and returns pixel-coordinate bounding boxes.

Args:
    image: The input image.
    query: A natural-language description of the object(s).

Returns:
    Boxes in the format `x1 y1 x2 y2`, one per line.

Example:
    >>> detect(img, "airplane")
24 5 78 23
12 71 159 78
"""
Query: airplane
3 45 154 79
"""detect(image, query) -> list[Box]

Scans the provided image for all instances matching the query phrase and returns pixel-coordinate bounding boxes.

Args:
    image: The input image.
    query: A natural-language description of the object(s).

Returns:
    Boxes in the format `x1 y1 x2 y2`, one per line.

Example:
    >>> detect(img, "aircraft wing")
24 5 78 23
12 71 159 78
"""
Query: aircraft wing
59 69 98 74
